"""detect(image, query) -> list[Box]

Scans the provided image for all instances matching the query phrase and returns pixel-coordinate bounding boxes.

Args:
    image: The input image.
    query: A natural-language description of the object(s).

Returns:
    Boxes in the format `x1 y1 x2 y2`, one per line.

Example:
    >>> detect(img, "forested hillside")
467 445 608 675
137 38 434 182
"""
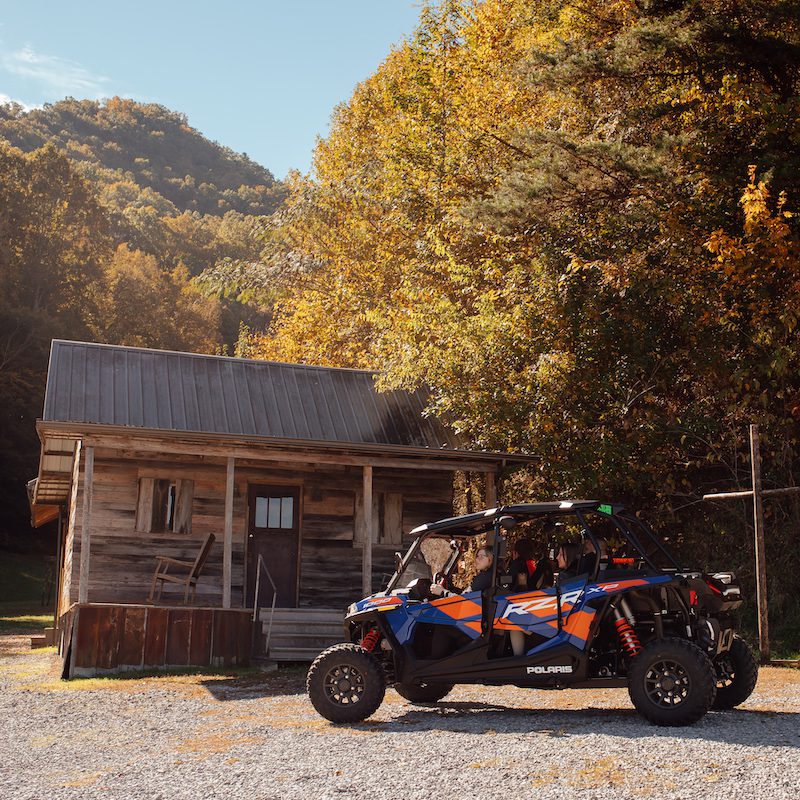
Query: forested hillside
235 0 800 649
0 99 285 541
0 98 284 217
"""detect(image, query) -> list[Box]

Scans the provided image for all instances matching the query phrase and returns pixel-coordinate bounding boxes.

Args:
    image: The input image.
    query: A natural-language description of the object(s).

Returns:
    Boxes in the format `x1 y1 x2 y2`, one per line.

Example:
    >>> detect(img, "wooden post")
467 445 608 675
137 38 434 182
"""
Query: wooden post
54 505 63 626
223 457 235 609
749 425 770 661
485 471 497 508
362 465 373 598
78 445 94 605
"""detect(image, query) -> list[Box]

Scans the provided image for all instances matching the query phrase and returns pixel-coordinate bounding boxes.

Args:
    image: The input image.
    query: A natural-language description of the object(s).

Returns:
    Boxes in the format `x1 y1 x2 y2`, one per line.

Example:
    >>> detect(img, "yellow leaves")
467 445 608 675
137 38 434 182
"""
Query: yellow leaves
706 166 797 275
704 229 747 266
534 350 576 389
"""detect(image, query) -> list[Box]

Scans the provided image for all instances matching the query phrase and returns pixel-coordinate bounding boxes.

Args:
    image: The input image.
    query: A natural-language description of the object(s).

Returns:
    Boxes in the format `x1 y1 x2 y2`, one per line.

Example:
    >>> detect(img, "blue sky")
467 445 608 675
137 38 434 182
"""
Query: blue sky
0 1 421 179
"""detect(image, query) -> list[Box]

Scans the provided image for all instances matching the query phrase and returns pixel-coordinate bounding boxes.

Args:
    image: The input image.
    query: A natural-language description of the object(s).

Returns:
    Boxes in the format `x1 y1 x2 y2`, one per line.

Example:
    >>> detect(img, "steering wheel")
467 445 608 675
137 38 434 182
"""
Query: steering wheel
407 577 434 602
432 571 450 590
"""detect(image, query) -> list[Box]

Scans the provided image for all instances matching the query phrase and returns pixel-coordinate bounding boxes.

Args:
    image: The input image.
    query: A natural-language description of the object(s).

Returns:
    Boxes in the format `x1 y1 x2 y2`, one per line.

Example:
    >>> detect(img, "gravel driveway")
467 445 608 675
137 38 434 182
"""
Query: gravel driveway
2 633 798 800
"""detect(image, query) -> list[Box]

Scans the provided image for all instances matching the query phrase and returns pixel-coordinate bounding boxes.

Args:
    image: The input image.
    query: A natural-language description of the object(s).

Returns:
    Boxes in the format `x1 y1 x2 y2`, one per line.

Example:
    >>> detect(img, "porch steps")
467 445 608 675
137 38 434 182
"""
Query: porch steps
259 608 345 662
30 627 56 649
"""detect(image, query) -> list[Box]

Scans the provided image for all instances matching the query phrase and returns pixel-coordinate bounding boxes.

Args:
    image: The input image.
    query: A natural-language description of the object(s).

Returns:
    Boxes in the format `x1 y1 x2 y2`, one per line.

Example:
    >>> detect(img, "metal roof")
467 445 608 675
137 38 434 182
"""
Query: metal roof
42 340 465 449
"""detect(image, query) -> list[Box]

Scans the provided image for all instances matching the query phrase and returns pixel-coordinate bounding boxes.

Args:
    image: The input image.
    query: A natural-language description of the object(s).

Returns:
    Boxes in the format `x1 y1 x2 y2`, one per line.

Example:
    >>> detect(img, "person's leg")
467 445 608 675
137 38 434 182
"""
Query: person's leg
510 630 526 656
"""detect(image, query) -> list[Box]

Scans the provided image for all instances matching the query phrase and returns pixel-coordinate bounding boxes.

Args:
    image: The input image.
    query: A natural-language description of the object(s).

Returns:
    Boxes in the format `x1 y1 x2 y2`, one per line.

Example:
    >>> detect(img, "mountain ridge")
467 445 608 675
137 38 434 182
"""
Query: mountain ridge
0 96 286 218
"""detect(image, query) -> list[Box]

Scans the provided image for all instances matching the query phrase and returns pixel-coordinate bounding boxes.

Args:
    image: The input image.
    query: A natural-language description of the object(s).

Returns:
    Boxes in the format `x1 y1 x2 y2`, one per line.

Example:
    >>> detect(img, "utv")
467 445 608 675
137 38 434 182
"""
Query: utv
307 501 758 726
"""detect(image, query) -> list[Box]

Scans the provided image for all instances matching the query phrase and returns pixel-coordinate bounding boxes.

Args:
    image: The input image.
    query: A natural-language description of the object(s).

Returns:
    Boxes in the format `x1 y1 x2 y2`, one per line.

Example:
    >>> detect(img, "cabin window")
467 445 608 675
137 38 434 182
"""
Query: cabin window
135 478 194 533
254 495 294 529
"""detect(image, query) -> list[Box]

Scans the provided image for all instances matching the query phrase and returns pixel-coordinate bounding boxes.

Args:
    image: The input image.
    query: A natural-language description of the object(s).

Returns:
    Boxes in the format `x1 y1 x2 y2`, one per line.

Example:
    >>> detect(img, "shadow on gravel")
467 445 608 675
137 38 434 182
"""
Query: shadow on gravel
372 703 800 748
201 671 306 701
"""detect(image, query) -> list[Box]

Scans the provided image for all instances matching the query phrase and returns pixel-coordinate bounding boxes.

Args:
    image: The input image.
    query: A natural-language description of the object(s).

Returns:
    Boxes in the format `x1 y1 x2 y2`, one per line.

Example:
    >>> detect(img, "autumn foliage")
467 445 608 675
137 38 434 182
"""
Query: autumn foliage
240 0 800 648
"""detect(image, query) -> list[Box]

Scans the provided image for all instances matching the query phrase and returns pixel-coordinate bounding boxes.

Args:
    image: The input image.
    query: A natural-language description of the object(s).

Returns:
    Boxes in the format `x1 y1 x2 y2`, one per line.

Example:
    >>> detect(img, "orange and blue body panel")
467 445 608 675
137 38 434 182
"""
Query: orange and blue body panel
353 575 673 655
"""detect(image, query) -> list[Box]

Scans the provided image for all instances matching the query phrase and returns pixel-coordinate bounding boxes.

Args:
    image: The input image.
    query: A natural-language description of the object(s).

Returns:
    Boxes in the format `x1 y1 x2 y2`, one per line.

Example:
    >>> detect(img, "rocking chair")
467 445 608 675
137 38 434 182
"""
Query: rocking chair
147 533 216 605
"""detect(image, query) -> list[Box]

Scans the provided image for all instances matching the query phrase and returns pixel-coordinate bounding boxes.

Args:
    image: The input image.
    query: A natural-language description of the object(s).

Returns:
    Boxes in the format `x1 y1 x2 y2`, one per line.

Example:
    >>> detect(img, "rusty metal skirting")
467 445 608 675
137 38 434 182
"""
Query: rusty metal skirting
59 603 253 678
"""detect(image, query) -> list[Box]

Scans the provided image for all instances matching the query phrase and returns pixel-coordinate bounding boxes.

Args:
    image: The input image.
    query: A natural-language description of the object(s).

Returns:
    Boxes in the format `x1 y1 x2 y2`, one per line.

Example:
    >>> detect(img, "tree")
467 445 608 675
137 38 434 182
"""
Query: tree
93 244 223 354
0 143 111 539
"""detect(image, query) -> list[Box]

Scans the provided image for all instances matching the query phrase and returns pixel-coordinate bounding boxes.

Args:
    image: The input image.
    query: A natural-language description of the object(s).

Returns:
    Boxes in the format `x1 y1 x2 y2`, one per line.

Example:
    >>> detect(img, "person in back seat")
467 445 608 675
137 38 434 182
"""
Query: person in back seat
555 542 581 578
576 537 608 576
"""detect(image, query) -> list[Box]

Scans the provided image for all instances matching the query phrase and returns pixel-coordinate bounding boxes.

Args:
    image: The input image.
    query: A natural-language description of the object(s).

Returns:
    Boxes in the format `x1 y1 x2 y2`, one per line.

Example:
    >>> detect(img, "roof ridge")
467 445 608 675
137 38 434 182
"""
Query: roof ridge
50 339 381 376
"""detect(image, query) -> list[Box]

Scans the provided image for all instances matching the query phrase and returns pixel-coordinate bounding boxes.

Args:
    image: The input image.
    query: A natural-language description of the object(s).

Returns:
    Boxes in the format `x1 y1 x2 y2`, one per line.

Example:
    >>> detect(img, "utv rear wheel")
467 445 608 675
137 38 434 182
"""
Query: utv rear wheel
628 638 716 726
712 636 759 709
307 643 386 723
394 682 454 704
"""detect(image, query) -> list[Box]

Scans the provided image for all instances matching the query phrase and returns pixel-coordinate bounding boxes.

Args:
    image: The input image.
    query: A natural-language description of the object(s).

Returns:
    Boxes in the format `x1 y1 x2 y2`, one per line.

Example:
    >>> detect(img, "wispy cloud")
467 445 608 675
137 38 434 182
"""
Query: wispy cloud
0 92 39 111
1 45 110 98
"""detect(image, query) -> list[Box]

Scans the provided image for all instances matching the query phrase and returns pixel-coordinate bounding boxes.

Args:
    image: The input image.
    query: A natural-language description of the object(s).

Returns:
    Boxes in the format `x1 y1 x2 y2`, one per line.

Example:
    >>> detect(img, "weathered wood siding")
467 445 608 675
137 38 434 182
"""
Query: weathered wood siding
298 466 453 608
61 446 454 612
67 453 247 607
59 445 81 616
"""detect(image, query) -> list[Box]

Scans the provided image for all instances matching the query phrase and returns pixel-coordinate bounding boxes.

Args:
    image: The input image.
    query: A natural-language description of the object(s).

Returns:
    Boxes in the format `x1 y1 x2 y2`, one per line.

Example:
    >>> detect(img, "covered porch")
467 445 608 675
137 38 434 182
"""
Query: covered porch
31 341 533 675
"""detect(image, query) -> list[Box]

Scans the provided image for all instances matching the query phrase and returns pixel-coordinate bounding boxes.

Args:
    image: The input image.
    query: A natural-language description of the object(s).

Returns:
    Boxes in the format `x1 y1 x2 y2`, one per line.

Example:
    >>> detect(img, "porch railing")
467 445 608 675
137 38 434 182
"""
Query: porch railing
252 554 278 656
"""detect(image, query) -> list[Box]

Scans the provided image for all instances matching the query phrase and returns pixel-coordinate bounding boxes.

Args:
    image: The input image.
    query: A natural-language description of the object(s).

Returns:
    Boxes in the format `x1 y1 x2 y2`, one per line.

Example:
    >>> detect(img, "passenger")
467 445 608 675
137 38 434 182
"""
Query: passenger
532 551 555 589
505 538 547 657
507 538 536 591
555 542 581 577
582 537 608 573
570 537 608 576
507 538 553 591
429 546 493 596
469 547 494 592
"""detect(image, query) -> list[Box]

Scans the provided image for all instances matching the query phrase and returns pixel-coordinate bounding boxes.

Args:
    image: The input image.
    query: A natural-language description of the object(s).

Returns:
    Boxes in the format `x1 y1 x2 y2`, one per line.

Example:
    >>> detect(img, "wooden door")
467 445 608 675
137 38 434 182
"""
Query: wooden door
246 485 300 608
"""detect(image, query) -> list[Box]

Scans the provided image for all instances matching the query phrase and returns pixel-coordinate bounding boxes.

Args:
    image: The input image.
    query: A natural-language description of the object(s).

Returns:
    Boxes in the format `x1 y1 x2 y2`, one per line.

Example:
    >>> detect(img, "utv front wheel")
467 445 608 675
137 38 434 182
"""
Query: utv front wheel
394 682 454 704
307 643 386 723
628 638 716 726
712 636 759 709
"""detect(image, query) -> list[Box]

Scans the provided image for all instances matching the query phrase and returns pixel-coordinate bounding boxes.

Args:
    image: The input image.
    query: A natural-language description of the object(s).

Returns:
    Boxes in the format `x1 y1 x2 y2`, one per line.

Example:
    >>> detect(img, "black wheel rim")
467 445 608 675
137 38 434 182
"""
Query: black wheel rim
644 659 692 707
323 663 365 706
715 655 735 689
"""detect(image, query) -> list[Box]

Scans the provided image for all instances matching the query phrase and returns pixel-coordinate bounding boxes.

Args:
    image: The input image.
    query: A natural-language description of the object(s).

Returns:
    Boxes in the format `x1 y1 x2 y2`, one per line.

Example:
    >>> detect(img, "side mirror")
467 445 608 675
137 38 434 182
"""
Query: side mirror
498 515 517 530
394 552 403 573
499 574 512 588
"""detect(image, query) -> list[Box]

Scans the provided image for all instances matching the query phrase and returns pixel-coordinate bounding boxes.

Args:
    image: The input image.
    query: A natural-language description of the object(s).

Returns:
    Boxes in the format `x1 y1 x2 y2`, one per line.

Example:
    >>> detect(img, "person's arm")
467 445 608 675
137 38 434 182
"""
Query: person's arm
509 558 528 591
530 557 554 590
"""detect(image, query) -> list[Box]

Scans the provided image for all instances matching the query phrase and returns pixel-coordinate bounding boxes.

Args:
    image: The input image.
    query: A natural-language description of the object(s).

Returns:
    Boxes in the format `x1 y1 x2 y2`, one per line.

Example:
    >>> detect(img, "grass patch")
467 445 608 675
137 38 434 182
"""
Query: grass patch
64 665 267 684
0 612 52 631
0 612 51 631
0 550 51 605
0 550 55 630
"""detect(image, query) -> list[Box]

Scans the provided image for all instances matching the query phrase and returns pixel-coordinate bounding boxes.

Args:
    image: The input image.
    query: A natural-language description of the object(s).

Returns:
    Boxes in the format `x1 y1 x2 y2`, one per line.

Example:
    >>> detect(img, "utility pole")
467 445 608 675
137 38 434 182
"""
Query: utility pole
703 424 800 662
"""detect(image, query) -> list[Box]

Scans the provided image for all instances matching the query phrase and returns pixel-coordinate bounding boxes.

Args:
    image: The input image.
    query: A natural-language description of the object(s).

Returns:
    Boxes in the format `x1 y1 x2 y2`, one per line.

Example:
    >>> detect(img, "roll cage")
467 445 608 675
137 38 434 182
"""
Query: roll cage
385 500 684 592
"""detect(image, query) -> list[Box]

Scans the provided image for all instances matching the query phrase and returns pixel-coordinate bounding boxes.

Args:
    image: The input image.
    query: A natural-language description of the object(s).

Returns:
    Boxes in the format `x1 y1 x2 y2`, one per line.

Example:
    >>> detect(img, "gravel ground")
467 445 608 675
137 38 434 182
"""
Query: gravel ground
1 632 799 800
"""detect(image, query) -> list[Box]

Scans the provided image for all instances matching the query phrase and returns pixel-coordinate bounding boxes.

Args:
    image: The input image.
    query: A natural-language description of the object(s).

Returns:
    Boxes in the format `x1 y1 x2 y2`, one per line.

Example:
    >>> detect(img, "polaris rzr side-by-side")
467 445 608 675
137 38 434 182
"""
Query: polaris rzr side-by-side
307 501 758 726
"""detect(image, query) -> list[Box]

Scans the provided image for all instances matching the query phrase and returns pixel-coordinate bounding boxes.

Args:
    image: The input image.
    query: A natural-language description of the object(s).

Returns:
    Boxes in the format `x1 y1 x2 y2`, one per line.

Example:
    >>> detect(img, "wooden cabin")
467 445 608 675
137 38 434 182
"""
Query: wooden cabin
31 340 532 675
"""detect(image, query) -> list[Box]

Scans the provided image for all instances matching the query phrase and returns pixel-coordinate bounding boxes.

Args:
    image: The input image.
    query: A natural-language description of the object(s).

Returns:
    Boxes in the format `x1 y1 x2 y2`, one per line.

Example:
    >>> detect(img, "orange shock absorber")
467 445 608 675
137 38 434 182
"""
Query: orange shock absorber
360 627 380 652
614 612 642 657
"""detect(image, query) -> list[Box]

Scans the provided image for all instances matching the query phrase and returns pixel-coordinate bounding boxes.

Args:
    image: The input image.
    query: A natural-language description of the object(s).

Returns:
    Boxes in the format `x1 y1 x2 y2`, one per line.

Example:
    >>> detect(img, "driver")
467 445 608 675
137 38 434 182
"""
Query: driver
429 546 493 597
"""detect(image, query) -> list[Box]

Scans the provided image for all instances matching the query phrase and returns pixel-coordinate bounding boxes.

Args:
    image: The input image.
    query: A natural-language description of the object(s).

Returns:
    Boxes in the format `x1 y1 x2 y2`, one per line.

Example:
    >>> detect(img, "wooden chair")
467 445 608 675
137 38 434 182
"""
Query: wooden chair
148 533 216 605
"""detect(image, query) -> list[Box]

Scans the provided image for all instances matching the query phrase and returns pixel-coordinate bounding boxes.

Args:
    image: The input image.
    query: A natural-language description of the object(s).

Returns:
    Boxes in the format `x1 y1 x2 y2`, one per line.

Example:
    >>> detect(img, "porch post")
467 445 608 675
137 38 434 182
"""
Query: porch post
485 470 497 508
78 445 94 604
223 456 234 609
362 465 373 597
